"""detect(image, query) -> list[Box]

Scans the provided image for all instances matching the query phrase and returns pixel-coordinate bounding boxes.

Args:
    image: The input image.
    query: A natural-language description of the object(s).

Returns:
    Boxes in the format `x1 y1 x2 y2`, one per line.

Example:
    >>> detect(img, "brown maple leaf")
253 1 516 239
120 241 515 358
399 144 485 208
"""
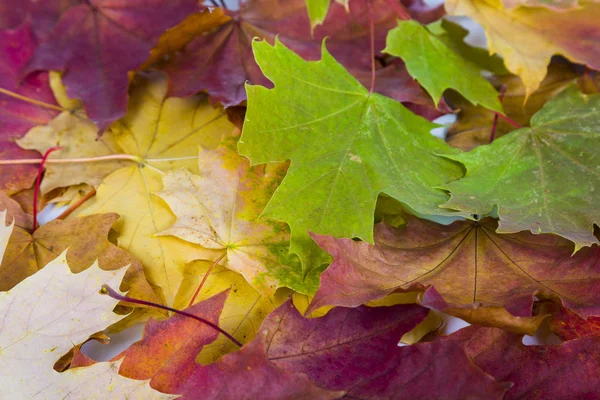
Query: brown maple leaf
310 216 600 331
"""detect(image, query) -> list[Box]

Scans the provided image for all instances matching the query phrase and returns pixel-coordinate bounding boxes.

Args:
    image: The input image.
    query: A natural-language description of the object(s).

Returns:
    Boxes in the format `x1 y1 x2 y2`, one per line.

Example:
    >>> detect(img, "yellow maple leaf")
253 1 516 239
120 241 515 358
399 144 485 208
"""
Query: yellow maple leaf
73 72 232 306
445 0 600 96
156 134 301 298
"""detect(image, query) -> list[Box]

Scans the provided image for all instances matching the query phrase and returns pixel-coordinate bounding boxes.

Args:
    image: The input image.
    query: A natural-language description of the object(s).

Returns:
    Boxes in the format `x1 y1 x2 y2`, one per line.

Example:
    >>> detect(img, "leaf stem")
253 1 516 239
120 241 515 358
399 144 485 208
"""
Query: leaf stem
56 188 97 220
100 285 242 347
0 87 65 112
189 252 227 307
489 85 506 143
33 146 62 231
0 154 145 165
495 112 522 129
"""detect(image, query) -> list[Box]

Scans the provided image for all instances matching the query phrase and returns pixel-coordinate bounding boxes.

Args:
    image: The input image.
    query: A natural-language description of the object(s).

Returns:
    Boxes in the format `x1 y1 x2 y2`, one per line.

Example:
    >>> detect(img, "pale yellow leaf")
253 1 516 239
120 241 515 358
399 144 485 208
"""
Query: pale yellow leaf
0 250 173 399
74 72 233 305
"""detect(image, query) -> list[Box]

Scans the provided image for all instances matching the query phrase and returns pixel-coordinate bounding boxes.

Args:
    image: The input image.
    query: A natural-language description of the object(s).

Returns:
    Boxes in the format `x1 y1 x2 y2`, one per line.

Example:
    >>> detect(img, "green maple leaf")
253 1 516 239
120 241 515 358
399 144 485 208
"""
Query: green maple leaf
238 38 465 272
442 86 600 251
383 20 503 112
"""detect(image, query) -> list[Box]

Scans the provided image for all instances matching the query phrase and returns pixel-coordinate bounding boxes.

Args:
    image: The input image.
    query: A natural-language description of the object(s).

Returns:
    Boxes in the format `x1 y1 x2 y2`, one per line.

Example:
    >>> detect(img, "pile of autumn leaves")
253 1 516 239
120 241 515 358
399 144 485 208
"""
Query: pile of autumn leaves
1 0 600 398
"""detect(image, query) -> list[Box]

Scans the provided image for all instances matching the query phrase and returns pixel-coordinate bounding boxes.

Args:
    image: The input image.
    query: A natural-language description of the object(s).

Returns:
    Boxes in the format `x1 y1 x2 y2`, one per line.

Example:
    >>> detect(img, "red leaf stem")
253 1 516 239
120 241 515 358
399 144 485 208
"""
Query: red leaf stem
189 252 227 307
32 146 62 231
100 284 242 347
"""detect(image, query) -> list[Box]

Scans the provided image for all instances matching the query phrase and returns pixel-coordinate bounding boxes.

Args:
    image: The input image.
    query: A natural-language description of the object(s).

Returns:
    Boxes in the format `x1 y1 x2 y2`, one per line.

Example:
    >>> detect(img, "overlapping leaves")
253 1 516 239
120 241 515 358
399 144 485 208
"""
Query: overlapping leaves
239 39 465 270
0 237 170 399
443 86 600 250
1 0 600 398
310 216 600 331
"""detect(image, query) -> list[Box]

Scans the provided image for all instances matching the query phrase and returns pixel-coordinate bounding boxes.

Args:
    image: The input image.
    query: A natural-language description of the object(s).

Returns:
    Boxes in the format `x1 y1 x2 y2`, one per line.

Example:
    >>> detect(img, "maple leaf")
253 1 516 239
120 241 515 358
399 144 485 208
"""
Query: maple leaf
446 325 600 399
71 72 232 306
442 86 600 250
0 248 172 399
239 39 465 269
0 191 162 328
445 0 600 96
174 259 288 363
96 291 343 399
23 0 201 131
259 300 508 399
446 62 585 150
309 216 600 330
0 22 59 194
157 133 314 295
383 20 502 111
155 0 439 115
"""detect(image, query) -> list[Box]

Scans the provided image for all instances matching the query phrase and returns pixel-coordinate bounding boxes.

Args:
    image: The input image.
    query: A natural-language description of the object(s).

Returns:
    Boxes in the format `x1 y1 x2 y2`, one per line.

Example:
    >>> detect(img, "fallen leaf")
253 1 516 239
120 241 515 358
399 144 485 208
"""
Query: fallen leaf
384 20 502 111
73 72 232 306
24 0 201 131
261 300 508 399
239 39 465 270
445 0 600 96
310 216 600 328
442 86 600 250
0 22 59 194
0 249 172 399
157 133 313 295
109 291 343 399
0 192 161 328
157 0 437 114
